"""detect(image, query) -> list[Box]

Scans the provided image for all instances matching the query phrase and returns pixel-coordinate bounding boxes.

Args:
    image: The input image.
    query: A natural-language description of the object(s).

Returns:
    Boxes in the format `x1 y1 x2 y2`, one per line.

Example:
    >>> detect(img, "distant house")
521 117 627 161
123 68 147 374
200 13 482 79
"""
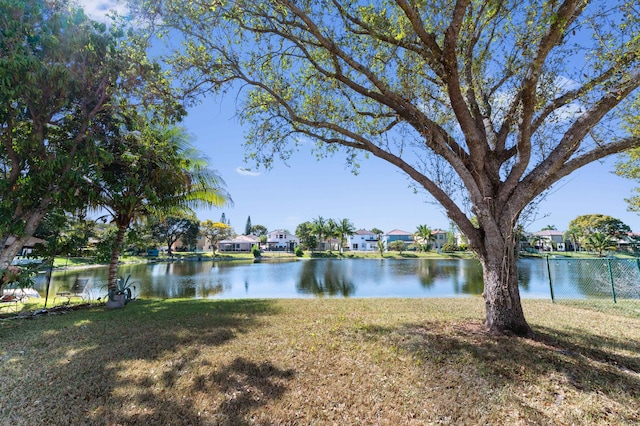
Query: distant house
384 229 414 249
533 230 566 251
612 232 640 252
193 235 208 252
218 235 260 252
3 236 46 257
266 230 299 251
432 229 448 250
171 235 208 253
347 229 379 251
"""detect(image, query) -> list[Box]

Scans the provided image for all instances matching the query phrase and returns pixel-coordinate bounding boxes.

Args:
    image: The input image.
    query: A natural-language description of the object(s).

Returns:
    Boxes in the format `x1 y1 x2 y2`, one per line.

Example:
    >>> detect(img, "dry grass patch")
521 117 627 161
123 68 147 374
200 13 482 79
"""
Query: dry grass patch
1 298 639 425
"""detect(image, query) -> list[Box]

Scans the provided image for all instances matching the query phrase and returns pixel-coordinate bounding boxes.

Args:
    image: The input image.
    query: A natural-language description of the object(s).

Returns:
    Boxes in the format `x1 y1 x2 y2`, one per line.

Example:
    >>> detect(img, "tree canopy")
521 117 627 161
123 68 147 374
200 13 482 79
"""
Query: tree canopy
147 214 201 256
568 214 631 238
201 220 233 255
137 0 640 335
251 224 268 237
616 148 640 213
295 221 318 250
0 0 182 271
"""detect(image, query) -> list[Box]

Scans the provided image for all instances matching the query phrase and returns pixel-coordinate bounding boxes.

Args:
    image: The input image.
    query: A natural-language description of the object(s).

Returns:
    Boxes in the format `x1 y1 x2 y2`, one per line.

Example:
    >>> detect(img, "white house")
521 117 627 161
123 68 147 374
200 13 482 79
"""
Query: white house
532 230 566 251
347 229 379 251
266 230 299 251
432 229 448 250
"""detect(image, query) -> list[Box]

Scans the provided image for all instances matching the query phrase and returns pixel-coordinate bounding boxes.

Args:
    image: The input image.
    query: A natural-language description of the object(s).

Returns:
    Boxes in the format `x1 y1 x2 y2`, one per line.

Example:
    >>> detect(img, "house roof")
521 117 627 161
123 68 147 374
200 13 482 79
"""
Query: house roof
385 229 413 236
534 230 564 237
219 235 260 244
355 229 375 235
3 236 46 248
268 229 294 236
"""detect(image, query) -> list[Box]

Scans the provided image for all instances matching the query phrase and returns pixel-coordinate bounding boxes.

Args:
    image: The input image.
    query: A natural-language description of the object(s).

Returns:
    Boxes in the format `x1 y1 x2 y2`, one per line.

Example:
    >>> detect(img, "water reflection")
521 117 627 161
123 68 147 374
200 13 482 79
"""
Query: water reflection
297 260 356 297
32 258 563 300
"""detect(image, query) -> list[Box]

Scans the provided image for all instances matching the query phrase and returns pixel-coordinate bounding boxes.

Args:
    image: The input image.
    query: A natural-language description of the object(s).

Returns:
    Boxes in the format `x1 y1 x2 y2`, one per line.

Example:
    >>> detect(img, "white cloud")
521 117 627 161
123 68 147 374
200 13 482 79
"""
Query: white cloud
236 167 261 177
76 0 129 22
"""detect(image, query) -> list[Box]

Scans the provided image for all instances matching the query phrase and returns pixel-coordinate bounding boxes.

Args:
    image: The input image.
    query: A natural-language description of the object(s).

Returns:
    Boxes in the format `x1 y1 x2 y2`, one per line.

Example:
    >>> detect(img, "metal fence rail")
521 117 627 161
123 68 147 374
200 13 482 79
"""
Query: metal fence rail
546 257 640 302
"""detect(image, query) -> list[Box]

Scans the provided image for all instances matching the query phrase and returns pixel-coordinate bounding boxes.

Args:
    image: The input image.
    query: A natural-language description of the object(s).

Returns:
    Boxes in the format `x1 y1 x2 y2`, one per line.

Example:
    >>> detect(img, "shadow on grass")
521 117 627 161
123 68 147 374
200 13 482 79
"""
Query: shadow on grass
359 320 640 424
194 357 295 425
0 299 295 425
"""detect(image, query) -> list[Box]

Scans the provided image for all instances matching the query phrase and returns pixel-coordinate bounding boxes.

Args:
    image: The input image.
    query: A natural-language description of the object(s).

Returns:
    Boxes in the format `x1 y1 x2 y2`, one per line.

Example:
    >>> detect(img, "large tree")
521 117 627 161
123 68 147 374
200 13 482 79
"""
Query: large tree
140 0 640 335
568 214 632 238
200 220 233 255
147 214 201 256
0 0 179 274
295 221 318 250
251 224 268 237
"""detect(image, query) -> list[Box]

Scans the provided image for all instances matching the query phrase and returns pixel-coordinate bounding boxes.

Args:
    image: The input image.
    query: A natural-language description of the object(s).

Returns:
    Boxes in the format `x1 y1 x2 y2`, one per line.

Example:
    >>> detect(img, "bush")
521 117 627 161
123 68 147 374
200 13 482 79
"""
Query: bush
388 240 406 253
441 243 458 253
294 246 304 257
252 244 261 258
458 243 468 251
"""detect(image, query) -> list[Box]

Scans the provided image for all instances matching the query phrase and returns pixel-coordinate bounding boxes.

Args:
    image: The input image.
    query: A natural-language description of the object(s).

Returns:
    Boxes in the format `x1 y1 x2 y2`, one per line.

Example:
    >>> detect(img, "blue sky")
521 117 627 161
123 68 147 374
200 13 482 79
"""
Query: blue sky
184 97 640 234
81 1 640 235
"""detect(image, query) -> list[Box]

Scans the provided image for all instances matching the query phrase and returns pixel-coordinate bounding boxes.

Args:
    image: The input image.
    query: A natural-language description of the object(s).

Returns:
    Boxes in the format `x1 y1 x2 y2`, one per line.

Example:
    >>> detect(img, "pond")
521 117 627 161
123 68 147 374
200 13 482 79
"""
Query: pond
32 257 555 301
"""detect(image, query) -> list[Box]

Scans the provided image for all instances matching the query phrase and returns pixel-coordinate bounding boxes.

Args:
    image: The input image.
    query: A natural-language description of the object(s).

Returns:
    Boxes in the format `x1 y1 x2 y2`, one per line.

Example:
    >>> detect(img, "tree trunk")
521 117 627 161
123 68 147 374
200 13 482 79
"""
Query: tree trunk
0 207 49 272
479 239 533 337
107 224 127 291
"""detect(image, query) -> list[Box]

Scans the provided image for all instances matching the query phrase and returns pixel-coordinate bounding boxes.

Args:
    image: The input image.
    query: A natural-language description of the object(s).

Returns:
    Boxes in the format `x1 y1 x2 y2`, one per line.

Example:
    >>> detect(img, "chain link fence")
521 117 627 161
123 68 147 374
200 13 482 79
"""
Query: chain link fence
546 257 640 302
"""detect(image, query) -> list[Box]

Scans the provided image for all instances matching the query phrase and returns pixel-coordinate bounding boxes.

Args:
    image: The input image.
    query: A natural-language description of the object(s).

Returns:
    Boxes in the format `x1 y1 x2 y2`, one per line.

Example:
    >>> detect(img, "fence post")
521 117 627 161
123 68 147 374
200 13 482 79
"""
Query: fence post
607 258 617 303
546 255 555 303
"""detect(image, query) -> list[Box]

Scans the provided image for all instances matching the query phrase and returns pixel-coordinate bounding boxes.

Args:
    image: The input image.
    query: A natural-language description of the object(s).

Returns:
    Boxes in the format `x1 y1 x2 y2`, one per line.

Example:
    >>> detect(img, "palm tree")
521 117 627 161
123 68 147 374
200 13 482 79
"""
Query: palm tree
312 216 326 251
326 219 338 252
529 235 546 252
336 218 356 253
563 226 582 252
584 232 615 257
414 224 436 252
91 122 231 292
370 228 385 256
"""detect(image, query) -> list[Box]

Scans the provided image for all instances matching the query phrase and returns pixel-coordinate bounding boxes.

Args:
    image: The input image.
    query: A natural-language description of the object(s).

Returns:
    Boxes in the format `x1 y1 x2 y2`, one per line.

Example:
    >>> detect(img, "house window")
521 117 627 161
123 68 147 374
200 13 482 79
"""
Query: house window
353 244 358 250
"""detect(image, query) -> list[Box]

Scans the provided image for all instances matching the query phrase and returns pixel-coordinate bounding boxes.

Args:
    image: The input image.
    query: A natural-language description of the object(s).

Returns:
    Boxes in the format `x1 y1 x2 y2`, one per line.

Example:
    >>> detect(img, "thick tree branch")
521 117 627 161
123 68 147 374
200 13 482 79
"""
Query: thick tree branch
442 0 487 163
531 56 639 133
497 0 588 198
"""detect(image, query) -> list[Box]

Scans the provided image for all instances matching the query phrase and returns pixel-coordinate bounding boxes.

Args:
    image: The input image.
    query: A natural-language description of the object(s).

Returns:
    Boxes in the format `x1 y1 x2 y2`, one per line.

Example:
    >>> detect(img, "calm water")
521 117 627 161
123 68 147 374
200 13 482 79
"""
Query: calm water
32 258 554 301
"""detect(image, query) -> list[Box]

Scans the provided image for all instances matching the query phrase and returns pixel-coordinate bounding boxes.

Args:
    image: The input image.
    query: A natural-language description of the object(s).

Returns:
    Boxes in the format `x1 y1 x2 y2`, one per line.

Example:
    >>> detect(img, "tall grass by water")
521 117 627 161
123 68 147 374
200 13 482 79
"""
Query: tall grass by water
1 298 639 425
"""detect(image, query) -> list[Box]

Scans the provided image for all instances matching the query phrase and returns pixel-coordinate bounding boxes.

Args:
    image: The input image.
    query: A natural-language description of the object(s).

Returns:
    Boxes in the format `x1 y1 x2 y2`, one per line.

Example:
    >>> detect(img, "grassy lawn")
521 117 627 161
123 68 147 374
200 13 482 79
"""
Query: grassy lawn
1 298 639 425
